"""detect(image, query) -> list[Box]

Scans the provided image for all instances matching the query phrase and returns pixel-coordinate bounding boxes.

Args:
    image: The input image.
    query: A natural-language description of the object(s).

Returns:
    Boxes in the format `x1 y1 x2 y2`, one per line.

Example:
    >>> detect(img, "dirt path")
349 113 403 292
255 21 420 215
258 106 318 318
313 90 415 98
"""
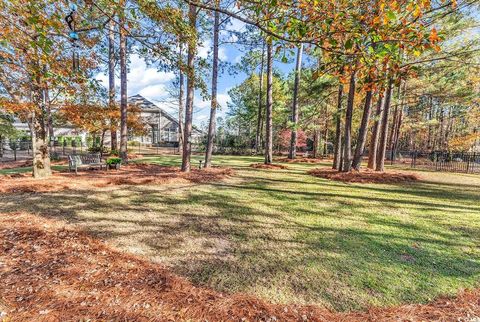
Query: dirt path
1 213 479 321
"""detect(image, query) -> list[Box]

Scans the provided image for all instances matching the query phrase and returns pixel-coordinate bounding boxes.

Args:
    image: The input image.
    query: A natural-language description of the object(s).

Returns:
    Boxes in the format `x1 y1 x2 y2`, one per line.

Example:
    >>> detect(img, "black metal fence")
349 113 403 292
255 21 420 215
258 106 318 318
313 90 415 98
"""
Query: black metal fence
0 139 182 162
388 150 480 174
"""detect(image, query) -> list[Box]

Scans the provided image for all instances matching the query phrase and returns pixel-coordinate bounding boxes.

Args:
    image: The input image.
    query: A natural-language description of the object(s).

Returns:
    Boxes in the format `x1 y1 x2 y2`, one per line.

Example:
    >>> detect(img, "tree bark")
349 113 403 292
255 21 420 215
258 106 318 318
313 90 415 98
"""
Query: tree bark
100 129 106 159
375 78 393 172
44 87 54 141
255 43 265 154
388 104 398 160
323 110 329 156
29 100 52 179
333 84 343 170
181 4 197 172
352 89 373 170
264 39 273 164
178 43 185 152
119 2 128 162
312 128 320 158
341 70 356 172
391 81 406 159
204 0 220 168
367 94 383 169
427 96 433 151
392 106 403 157
30 59 52 178
108 18 118 152
288 43 303 159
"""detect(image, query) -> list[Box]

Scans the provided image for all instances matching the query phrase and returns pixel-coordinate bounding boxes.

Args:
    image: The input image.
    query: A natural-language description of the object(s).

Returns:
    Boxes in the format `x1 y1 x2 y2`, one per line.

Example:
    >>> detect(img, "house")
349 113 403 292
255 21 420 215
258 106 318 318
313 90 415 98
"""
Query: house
128 95 203 146
8 94 203 148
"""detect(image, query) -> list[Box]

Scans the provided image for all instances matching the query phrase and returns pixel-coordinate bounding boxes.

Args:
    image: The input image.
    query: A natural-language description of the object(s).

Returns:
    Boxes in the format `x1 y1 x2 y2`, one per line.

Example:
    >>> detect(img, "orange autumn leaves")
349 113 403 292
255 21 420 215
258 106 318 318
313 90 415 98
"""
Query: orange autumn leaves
241 0 450 91
60 103 147 137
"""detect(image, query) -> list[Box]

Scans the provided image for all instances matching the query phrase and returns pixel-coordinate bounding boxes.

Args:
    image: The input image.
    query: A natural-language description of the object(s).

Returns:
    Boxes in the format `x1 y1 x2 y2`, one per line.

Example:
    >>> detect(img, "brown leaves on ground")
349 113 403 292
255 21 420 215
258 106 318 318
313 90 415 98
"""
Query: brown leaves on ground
0 164 234 194
0 160 33 170
1 213 480 321
275 157 325 164
308 168 419 184
0 159 68 170
0 213 324 321
250 163 289 170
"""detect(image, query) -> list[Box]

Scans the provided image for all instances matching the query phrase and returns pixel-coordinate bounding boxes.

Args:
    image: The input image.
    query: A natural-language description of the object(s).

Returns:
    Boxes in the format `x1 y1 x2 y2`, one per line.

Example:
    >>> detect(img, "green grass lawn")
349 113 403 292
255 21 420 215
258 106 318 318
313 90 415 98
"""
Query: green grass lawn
0 165 67 176
1 154 480 311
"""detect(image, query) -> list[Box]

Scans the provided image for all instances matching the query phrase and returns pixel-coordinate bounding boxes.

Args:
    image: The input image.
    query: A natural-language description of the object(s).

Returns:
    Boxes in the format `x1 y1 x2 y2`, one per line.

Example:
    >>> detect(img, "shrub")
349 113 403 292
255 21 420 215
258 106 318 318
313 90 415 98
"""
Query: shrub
128 140 141 147
88 146 109 154
106 157 122 165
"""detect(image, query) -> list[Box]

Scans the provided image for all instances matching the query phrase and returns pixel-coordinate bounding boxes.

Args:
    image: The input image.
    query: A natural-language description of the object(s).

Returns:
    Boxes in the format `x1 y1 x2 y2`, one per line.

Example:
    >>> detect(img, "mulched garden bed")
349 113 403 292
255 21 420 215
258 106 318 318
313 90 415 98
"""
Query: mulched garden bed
0 159 67 170
250 163 289 170
0 160 33 170
1 212 479 321
0 164 233 194
308 168 419 184
275 157 325 164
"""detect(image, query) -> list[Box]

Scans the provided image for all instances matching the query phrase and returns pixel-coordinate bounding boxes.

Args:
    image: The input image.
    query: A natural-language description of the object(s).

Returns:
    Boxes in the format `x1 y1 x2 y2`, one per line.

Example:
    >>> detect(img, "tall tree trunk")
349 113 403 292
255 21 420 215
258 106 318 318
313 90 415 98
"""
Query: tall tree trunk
375 78 393 172
108 18 118 152
29 112 52 179
391 81 406 159
255 43 265 154
108 19 118 152
30 83 52 178
352 89 373 170
427 96 433 151
444 106 453 149
181 4 197 172
178 43 185 153
30 60 51 178
341 70 356 172
288 43 303 159
388 105 398 155
323 116 328 156
439 105 445 150
119 3 128 162
392 106 403 157
204 1 220 168
333 84 343 169
312 128 320 158
44 87 54 141
100 129 106 159
264 39 273 164
367 94 383 169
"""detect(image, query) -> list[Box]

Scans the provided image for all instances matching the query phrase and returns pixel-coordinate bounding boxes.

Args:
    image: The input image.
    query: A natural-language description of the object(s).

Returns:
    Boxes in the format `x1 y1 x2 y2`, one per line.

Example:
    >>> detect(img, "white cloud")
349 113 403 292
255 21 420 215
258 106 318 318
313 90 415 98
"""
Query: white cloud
217 93 231 110
226 19 246 32
192 91 232 126
197 40 228 61
139 84 168 98
94 52 234 127
95 53 175 101
233 53 243 64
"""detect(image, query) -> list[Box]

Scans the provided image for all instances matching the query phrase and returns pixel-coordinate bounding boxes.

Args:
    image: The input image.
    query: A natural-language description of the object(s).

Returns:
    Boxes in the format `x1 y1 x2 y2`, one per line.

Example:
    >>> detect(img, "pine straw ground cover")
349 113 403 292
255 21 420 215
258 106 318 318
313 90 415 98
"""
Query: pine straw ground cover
0 163 234 193
250 163 289 170
1 212 480 321
1 155 480 319
308 168 419 184
275 157 325 164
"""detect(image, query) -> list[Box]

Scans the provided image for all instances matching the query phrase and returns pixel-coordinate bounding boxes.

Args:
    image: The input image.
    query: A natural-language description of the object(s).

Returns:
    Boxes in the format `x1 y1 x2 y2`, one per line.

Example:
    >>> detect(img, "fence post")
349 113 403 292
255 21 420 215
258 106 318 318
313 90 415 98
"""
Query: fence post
466 152 471 173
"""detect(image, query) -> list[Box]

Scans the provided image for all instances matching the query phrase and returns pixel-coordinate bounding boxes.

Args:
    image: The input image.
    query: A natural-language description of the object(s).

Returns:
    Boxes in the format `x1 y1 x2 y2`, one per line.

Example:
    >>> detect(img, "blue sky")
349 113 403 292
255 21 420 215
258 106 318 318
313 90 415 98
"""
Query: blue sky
95 18 296 127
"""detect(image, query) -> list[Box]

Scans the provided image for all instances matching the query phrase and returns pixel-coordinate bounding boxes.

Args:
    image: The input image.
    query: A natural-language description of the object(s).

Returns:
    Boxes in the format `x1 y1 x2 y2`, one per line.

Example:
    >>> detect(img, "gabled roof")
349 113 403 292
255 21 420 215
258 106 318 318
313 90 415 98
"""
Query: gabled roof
128 94 178 126
128 94 203 134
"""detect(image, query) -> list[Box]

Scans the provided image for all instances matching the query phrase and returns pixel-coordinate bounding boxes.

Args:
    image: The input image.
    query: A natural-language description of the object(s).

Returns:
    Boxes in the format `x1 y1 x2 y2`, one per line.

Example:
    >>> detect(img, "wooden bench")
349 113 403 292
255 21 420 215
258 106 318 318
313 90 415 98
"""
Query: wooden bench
68 154 106 174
